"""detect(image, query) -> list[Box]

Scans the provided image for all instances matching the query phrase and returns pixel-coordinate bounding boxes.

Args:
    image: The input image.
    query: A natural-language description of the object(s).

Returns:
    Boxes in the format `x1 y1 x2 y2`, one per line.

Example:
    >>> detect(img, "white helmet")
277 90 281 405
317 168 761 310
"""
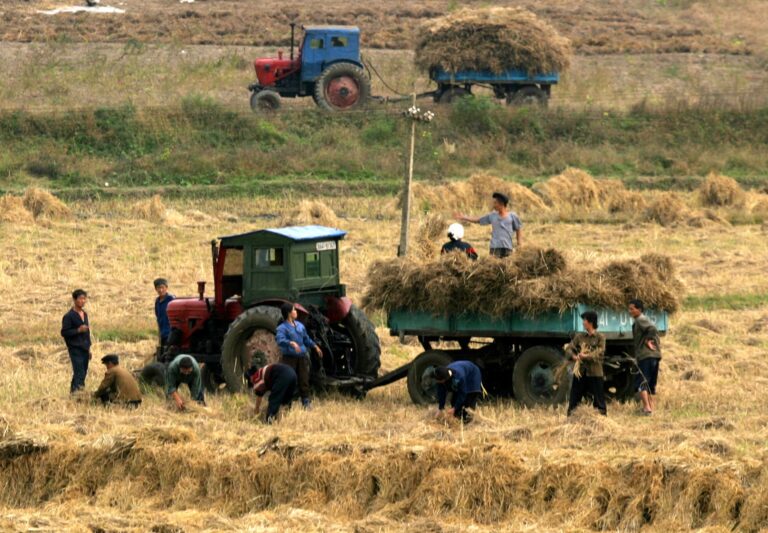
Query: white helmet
447 223 465 240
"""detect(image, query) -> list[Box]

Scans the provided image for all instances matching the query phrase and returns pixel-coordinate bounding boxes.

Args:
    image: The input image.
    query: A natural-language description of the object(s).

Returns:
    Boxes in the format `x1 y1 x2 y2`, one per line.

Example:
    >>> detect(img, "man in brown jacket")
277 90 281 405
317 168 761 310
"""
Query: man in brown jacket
93 354 142 408
565 310 607 416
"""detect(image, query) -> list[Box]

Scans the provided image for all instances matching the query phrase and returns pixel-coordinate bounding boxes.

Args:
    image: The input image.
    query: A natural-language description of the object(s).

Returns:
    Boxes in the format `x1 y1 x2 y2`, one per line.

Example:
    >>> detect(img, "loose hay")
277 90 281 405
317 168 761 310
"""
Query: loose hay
533 168 602 209
415 7 571 75
698 172 745 207
280 200 340 227
0 194 35 224
132 195 167 223
21 187 71 219
415 212 448 259
363 248 681 316
643 192 688 226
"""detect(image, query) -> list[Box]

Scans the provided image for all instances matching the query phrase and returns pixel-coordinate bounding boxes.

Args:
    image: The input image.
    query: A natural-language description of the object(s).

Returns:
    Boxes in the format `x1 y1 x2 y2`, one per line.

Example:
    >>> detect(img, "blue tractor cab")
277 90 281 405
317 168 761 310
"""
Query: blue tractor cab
249 24 371 112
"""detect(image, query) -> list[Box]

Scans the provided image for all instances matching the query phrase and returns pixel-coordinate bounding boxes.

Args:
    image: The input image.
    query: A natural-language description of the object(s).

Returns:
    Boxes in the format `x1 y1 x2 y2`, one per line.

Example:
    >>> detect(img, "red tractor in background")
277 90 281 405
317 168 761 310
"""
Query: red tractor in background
142 225 380 395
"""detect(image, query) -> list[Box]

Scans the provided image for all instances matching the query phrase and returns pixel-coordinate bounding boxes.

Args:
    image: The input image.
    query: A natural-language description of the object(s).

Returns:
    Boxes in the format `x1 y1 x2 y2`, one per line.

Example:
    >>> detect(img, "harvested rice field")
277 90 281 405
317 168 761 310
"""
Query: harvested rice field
1 188 768 532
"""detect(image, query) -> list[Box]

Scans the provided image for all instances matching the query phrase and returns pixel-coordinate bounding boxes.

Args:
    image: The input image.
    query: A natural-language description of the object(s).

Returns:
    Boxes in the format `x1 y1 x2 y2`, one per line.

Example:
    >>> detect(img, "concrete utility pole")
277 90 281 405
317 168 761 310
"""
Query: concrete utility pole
397 95 435 257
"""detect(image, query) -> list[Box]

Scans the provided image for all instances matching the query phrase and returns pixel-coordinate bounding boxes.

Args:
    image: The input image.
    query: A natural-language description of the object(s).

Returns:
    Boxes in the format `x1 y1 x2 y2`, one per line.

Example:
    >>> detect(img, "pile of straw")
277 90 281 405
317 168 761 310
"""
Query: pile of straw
280 200 340 227
21 187 71 219
363 247 681 316
415 7 571 74
415 212 448 259
533 168 602 208
0 194 35 224
698 172 745 207
642 193 689 226
131 195 167 223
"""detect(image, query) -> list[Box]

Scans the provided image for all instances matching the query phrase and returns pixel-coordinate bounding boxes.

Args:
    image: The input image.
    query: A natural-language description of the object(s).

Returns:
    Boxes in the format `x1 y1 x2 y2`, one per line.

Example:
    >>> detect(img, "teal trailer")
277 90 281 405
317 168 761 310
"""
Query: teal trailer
367 305 668 407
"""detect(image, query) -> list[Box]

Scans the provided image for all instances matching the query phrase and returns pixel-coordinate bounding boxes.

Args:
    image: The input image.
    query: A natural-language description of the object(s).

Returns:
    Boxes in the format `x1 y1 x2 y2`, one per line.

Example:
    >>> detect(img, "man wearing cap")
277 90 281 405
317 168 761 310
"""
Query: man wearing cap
245 362 298 423
440 223 478 261
276 302 323 409
455 192 523 258
166 354 205 411
154 278 175 349
92 354 142 408
433 360 483 424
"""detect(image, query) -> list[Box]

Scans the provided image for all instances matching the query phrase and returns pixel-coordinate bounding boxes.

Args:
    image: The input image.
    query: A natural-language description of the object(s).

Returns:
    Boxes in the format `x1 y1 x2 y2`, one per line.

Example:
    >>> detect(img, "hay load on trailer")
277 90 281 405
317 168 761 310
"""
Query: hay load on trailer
414 7 572 76
363 249 681 407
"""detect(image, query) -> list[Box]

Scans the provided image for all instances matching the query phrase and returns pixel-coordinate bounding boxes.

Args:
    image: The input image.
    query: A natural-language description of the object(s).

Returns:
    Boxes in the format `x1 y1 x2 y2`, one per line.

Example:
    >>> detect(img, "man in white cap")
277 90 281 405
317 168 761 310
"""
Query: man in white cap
440 223 478 261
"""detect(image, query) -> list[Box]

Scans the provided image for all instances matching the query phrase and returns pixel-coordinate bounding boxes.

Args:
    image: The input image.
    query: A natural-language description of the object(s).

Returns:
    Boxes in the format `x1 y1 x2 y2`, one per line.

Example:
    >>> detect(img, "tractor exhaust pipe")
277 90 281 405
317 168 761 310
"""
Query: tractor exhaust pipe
290 22 296 60
197 281 206 301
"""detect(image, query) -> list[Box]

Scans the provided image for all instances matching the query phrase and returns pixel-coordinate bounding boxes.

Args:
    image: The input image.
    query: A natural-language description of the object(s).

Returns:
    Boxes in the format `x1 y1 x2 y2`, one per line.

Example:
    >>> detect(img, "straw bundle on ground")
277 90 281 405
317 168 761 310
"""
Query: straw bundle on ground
21 187 71 219
280 200 339 227
698 172 745 207
363 247 681 316
533 168 602 209
0 194 35 224
643 193 688 226
415 7 571 75
131 195 167 223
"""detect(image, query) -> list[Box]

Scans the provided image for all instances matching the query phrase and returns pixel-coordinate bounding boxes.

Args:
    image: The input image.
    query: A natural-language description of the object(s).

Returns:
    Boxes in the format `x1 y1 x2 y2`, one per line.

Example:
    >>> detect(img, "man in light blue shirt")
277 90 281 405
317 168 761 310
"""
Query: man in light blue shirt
276 302 323 408
456 192 523 257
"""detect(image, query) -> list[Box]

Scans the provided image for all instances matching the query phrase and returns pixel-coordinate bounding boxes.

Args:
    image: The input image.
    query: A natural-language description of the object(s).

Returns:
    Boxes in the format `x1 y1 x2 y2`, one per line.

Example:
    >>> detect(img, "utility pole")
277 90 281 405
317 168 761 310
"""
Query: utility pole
397 94 435 257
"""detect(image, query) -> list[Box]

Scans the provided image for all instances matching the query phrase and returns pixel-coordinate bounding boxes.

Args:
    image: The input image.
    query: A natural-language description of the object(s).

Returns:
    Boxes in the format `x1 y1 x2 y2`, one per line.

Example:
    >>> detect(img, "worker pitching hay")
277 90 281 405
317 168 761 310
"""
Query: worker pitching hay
21 187 71 219
363 248 681 317
0 194 35 224
415 7 571 75
698 172 746 207
280 200 340 227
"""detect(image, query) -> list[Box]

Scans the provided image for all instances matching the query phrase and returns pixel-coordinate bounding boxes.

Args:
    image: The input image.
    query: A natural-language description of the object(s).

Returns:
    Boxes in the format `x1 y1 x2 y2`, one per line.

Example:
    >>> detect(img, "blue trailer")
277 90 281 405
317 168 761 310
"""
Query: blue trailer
429 67 560 105
367 305 667 407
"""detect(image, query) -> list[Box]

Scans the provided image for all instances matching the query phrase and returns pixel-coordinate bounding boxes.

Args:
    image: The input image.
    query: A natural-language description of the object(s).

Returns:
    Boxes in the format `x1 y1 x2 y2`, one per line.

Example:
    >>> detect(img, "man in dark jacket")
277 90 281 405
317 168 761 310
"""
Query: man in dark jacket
246 362 298 423
61 289 91 393
154 278 175 348
434 360 483 423
565 310 607 416
93 354 142 408
166 355 205 411
629 299 662 415
440 223 478 261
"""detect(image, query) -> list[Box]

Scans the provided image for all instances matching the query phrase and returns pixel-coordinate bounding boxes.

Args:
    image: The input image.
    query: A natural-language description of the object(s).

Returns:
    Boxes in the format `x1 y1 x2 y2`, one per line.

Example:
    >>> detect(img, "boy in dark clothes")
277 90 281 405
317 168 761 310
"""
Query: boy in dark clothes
629 299 662 416
246 363 298 423
440 223 478 261
565 310 607 416
154 278 175 348
61 289 91 393
434 360 483 423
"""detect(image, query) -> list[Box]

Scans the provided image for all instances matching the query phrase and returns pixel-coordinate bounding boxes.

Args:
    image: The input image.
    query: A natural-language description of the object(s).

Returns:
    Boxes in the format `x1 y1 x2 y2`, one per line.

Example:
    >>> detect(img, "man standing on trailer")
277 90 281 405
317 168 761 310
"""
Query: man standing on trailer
565 310 607 416
629 299 662 416
455 192 523 258
433 360 483 424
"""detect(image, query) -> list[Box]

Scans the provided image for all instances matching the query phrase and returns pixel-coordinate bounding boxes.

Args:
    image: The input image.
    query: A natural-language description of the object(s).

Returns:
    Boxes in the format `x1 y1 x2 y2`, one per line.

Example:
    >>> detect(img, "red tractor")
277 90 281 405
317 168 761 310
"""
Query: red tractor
144 225 380 394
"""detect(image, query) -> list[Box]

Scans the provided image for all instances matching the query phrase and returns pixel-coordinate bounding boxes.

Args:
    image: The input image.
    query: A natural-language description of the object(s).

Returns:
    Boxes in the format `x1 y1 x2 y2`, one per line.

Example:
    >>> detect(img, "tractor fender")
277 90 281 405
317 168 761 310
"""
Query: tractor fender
309 59 366 82
252 298 310 320
324 296 353 323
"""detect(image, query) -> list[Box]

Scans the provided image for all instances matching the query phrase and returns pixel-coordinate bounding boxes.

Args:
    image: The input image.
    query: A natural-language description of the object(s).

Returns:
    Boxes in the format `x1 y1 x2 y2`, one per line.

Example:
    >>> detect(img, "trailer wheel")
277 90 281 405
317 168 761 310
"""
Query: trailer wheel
407 350 453 405
221 305 282 392
438 87 469 104
250 90 282 112
604 367 635 402
343 305 381 379
139 362 166 389
507 86 548 107
512 345 568 407
314 62 371 111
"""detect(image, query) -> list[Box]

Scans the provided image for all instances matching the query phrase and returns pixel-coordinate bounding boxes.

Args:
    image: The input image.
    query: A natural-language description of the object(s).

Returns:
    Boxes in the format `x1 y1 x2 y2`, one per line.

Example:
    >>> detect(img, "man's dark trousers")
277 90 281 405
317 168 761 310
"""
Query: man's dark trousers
69 347 89 393
568 376 607 415
267 365 298 420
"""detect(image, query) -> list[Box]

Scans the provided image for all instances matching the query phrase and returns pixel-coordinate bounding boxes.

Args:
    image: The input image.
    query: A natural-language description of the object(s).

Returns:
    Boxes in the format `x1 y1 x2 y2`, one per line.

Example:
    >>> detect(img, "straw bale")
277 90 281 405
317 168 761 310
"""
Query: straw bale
363 248 680 316
415 213 447 259
0 194 34 224
132 195 167 223
415 7 571 75
21 187 71 219
280 200 340 227
532 168 602 209
642 192 688 226
698 172 745 207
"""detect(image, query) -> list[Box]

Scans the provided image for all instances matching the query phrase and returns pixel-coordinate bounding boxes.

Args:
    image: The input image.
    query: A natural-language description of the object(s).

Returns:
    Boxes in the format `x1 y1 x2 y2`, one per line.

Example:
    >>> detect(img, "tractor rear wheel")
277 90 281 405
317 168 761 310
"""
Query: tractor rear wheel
507 86 548 107
220 305 282 392
314 62 371 112
512 345 568 408
250 90 282 112
342 305 381 379
407 350 453 405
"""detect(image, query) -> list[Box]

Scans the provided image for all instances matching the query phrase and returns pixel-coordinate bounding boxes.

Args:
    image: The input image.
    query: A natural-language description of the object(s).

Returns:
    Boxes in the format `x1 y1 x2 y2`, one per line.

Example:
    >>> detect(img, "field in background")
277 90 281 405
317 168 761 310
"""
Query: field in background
1 197 768 531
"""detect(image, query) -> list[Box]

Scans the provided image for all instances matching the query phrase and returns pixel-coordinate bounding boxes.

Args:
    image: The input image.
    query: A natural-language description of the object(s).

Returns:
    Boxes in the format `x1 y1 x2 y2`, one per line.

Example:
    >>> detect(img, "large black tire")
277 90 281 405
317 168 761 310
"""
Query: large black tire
343 305 381 379
250 90 282 112
314 62 371 112
507 86 548 107
438 87 469 104
407 350 453 405
604 367 636 403
512 345 568 408
221 306 282 392
201 363 226 394
139 362 166 388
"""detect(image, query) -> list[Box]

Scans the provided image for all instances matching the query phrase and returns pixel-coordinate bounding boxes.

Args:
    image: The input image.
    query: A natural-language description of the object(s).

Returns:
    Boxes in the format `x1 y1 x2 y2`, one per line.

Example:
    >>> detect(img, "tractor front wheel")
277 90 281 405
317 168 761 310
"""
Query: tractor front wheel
220 306 282 392
250 90 282 112
314 62 371 112
342 305 381 379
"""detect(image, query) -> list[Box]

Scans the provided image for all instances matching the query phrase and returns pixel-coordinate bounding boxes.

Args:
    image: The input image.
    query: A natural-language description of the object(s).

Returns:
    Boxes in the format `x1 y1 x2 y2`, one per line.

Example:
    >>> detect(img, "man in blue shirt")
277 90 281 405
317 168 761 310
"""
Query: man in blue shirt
276 302 323 408
61 289 91 394
154 278 175 348
434 360 483 424
456 192 523 258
